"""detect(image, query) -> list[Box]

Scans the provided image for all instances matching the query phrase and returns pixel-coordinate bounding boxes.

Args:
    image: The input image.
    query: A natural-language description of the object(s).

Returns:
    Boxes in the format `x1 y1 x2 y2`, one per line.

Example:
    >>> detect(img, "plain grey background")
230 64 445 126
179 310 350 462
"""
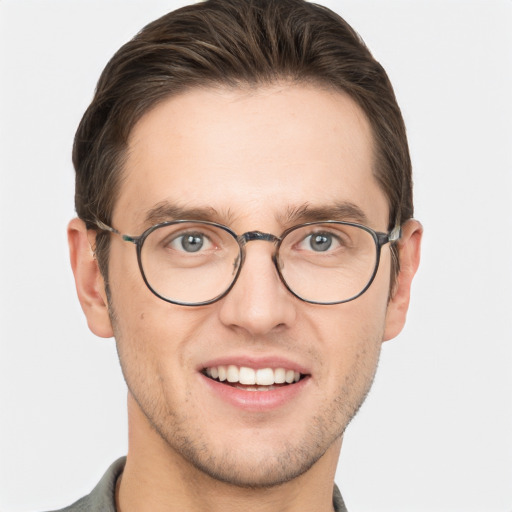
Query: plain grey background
0 1 511 511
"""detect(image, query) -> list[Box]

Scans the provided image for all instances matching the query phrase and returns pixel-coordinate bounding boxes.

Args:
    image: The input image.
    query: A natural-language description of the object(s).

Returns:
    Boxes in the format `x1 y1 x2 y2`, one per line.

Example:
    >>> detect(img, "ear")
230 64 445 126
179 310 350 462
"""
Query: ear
68 218 114 338
383 219 423 341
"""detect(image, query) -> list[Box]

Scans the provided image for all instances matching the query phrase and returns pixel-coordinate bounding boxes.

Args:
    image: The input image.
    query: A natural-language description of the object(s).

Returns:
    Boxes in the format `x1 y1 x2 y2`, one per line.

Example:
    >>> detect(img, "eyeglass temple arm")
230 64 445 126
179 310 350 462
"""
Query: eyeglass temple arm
377 224 401 246
389 225 401 242
92 219 139 244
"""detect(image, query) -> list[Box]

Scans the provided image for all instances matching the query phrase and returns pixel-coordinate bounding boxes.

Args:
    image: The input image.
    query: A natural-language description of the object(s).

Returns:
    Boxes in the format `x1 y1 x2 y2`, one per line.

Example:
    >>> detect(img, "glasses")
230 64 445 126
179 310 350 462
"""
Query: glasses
95 219 401 306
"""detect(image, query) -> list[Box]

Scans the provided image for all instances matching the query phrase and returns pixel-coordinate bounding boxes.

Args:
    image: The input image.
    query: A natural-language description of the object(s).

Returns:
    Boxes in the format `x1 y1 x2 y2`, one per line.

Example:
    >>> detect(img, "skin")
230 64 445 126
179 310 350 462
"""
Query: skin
68 84 422 512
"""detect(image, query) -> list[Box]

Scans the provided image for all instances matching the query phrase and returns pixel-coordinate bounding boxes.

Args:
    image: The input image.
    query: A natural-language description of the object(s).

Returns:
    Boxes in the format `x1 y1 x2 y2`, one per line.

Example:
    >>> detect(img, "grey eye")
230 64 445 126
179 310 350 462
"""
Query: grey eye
173 233 206 252
309 233 333 252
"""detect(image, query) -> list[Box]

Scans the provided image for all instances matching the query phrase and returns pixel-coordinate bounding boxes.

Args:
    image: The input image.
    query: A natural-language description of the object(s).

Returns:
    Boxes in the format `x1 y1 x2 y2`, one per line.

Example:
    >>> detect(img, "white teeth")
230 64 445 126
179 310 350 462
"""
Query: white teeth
256 368 274 385
242 386 259 392
226 365 239 383
205 365 303 386
239 367 256 385
235 385 277 392
274 368 286 383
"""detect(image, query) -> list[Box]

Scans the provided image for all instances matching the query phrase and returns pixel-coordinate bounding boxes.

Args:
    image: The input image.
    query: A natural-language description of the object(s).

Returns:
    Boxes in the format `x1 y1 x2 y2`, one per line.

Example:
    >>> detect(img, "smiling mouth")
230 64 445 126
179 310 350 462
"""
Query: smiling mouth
202 365 307 391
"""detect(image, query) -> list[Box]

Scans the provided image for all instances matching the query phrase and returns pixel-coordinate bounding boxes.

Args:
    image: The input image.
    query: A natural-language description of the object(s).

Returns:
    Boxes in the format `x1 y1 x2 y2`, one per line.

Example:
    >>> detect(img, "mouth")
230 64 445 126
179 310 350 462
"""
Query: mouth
202 365 307 392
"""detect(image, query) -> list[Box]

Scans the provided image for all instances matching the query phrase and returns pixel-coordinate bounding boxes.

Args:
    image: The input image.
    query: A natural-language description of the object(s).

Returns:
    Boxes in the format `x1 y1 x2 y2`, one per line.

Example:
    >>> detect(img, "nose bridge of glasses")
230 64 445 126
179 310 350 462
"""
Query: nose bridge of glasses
238 231 281 247
232 231 284 295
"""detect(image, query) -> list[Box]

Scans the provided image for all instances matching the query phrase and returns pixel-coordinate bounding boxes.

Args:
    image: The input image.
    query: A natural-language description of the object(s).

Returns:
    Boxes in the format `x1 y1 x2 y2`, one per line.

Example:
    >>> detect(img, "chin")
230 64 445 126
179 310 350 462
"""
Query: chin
175 440 329 489
153 410 345 489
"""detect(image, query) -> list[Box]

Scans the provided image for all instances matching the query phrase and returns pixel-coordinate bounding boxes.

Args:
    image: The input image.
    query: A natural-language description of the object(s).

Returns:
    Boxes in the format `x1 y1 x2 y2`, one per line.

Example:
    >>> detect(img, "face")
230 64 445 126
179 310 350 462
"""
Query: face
100 85 398 486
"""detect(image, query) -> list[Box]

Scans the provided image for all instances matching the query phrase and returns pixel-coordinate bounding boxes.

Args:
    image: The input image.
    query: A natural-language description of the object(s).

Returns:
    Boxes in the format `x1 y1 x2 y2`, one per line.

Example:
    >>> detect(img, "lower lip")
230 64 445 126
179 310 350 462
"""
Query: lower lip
201 373 310 412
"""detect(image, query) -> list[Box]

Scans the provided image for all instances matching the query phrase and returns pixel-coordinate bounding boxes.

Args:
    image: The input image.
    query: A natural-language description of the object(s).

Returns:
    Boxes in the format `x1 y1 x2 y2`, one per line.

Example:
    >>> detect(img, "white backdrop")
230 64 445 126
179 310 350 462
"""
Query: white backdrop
0 1 511 511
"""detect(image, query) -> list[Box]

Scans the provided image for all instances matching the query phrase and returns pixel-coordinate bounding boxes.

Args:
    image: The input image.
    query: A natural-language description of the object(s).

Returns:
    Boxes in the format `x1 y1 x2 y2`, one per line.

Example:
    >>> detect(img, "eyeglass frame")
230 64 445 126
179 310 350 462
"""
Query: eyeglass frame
92 218 401 307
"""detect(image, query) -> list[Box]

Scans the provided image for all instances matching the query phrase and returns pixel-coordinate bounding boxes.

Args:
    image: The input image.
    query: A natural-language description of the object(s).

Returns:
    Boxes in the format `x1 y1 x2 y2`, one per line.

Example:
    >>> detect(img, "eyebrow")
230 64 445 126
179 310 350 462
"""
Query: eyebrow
277 202 369 226
141 200 369 230
143 202 235 227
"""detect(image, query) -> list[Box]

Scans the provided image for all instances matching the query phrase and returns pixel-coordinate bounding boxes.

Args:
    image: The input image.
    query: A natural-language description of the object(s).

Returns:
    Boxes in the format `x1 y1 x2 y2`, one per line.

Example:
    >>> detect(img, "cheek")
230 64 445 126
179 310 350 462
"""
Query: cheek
109 265 216 392
321 301 385 373
112 297 202 370
307 266 390 384
111 303 200 419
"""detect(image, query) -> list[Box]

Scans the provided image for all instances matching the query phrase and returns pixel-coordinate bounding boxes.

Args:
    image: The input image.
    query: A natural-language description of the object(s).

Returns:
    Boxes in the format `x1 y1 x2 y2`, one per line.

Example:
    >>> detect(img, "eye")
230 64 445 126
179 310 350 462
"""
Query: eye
300 232 340 252
169 232 212 253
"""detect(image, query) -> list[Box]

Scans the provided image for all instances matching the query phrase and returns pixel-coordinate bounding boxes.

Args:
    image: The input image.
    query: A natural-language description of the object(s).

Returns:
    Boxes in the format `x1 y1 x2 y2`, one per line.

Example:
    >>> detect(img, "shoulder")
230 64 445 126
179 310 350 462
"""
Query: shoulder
44 457 126 512
333 483 348 512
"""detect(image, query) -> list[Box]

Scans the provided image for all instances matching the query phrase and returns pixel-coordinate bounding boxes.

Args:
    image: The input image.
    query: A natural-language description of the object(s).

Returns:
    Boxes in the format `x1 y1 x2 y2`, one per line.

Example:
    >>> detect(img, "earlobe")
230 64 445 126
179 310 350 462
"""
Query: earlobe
68 218 114 338
383 219 423 341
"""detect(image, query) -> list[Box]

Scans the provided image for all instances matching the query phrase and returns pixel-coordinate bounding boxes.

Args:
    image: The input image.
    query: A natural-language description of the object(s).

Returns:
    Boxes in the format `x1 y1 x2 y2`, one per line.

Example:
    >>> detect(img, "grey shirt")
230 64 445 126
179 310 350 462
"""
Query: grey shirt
50 457 348 512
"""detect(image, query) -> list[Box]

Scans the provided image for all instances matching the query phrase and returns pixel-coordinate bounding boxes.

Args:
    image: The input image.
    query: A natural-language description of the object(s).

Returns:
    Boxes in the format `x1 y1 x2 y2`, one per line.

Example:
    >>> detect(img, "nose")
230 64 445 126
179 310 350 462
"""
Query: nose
217 241 297 336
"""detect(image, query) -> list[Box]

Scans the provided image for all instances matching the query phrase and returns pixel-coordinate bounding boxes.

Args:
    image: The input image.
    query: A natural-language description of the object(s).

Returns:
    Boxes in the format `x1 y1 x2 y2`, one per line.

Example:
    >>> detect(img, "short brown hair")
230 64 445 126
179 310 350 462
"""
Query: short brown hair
73 0 413 286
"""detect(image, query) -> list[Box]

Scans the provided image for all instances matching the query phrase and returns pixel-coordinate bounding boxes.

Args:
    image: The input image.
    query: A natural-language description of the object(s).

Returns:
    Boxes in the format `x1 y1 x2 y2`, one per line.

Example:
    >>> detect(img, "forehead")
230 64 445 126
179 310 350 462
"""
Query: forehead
115 84 388 230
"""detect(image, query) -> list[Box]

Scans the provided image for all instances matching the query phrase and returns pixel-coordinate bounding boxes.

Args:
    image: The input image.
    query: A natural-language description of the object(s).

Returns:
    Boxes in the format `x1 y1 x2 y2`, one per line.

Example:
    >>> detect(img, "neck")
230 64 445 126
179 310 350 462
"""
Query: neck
117 395 341 512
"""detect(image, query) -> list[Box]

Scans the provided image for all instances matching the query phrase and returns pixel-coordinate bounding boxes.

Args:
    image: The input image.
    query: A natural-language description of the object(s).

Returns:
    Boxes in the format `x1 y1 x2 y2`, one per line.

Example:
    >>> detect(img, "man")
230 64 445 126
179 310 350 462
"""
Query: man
65 0 422 510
